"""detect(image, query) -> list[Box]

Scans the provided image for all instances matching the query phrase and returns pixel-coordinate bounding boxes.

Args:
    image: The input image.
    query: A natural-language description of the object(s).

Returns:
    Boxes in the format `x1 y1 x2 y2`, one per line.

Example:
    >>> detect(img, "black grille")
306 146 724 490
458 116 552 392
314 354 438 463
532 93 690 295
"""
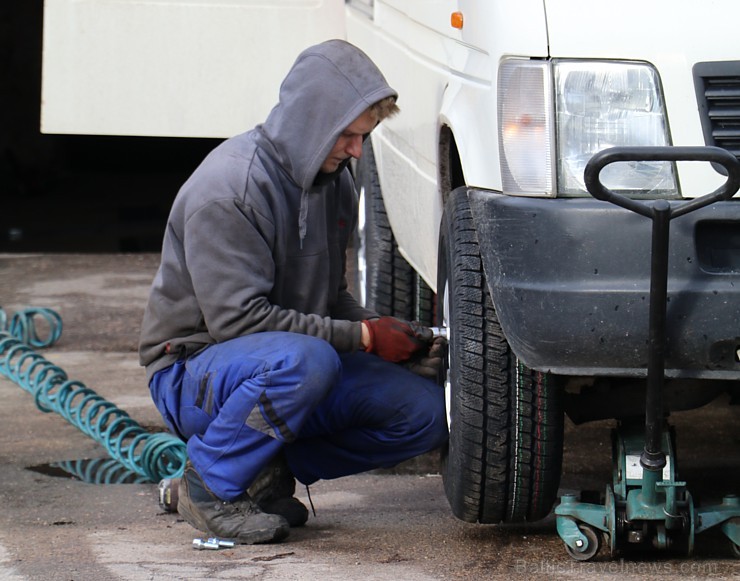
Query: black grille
694 61 740 162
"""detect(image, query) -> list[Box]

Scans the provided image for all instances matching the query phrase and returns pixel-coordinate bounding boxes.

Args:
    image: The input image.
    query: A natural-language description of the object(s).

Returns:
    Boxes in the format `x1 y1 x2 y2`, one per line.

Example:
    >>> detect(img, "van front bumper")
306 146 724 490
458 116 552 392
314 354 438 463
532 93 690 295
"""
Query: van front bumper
466 188 740 379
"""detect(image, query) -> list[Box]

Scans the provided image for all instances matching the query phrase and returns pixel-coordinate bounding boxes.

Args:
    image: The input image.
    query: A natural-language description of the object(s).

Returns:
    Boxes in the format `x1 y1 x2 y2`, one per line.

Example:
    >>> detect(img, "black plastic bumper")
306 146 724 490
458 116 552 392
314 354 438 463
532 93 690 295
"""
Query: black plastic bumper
466 188 740 379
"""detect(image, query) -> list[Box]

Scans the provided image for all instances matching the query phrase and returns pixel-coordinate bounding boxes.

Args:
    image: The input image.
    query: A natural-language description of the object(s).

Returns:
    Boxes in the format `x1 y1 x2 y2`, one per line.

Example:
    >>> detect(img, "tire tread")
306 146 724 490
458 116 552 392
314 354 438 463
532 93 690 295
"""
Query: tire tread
440 189 563 524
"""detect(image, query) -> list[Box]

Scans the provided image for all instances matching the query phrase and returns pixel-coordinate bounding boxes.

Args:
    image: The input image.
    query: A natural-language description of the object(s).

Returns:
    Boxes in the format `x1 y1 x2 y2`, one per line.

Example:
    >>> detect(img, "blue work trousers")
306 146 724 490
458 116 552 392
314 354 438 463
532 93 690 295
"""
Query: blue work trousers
149 332 448 501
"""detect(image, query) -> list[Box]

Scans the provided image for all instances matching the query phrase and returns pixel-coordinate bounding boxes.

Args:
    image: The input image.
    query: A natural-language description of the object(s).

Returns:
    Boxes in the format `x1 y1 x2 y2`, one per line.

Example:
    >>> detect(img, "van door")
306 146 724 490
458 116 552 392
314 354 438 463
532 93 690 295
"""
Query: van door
41 0 346 138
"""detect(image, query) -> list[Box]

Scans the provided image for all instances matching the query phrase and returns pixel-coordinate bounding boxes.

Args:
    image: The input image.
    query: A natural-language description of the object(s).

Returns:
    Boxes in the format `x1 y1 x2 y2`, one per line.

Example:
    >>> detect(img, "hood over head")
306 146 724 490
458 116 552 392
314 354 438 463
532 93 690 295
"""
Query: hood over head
260 39 397 191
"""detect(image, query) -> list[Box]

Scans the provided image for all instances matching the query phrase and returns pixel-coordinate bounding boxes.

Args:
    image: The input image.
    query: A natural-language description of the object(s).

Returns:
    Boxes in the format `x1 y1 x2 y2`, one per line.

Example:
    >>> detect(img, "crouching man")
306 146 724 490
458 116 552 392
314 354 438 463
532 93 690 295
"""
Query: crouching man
139 39 448 544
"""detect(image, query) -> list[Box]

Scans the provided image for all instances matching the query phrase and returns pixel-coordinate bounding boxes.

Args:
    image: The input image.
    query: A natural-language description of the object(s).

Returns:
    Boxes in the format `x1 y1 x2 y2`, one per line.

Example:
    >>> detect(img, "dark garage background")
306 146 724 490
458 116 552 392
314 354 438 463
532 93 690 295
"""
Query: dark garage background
1 3 221 253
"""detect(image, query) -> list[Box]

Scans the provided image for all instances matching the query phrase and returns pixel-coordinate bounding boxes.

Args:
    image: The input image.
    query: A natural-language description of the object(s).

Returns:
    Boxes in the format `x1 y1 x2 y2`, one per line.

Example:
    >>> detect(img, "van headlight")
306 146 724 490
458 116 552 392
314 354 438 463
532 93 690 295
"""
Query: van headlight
499 59 677 197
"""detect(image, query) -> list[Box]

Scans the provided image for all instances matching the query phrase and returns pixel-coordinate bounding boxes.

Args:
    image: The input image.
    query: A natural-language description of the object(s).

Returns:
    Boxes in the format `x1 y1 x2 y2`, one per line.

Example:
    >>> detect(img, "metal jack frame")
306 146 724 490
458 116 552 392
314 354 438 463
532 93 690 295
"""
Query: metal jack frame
555 146 740 561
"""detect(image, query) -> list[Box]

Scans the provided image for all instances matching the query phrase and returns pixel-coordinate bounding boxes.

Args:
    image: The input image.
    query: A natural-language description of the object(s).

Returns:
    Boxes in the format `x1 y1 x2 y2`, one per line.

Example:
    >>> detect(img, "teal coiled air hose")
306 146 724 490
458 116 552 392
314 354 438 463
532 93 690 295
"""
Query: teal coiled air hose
0 307 186 483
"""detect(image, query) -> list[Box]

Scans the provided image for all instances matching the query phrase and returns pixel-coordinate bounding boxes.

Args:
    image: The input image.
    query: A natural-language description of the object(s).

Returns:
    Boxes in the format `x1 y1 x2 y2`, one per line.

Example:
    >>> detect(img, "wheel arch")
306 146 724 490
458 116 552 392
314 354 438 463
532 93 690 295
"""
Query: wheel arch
438 77 503 200
439 125 466 207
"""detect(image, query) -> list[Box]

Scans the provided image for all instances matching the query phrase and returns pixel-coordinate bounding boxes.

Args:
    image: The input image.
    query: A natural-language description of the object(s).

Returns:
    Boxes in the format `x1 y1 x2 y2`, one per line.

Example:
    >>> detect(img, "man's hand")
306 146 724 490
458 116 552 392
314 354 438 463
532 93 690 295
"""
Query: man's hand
362 317 431 363
405 336 447 380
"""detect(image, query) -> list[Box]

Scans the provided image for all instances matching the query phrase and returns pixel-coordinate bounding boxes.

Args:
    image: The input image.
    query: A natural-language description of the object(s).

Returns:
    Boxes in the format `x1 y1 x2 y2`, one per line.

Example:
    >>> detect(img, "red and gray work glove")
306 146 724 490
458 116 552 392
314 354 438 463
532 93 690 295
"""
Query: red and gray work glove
363 316 432 363
404 336 448 381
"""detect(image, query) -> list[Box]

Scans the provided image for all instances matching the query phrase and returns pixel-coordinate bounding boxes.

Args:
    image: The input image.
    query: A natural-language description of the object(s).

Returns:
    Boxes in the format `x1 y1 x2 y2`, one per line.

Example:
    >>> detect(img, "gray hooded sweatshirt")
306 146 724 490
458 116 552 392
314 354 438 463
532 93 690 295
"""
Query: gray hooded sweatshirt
138 40 396 380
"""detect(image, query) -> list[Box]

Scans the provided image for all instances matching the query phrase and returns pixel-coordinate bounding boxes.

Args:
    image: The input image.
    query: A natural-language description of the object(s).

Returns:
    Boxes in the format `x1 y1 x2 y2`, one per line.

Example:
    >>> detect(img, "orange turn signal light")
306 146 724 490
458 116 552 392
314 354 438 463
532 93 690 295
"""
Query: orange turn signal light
451 11 463 29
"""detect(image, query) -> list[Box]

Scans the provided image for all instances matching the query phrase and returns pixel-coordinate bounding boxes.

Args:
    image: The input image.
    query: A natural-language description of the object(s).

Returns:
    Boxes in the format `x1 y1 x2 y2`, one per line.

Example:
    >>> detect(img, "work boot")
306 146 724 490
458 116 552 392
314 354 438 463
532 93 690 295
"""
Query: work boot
248 453 309 527
177 462 289 544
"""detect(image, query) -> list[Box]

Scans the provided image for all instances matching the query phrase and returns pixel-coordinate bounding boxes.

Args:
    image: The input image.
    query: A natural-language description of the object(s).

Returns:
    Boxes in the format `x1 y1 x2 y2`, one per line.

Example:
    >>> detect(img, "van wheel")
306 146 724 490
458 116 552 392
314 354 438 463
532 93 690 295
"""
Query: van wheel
437 188 564 523
354 141 433 324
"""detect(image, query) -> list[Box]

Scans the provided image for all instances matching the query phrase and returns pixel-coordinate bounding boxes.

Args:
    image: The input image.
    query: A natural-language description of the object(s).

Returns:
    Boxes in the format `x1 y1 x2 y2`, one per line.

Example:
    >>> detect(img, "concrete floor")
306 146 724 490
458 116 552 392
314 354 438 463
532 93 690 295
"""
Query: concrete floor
0 254 738 579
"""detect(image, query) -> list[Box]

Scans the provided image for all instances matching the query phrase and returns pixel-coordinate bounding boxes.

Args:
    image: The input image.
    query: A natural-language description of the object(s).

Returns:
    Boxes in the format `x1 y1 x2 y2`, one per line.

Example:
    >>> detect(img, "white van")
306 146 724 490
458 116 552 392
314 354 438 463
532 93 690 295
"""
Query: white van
42 0 740 526
344 0 740 528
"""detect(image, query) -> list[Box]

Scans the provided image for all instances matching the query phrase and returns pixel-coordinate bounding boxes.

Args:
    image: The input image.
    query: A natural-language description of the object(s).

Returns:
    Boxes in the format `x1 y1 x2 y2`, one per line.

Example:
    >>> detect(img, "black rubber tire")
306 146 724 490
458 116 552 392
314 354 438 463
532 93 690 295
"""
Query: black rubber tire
437 188 564 524
354 141 433 324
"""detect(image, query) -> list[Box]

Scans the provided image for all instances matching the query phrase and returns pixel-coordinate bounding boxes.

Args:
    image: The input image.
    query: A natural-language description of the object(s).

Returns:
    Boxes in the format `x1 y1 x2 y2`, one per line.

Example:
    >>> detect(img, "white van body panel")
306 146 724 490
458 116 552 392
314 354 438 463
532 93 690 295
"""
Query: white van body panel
41 0 346 138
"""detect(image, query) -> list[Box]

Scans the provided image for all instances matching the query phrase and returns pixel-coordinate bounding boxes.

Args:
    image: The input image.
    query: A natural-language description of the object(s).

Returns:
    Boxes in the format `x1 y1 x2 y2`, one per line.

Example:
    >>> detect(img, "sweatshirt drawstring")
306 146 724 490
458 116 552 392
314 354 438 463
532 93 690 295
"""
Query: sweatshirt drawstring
298 189 309 249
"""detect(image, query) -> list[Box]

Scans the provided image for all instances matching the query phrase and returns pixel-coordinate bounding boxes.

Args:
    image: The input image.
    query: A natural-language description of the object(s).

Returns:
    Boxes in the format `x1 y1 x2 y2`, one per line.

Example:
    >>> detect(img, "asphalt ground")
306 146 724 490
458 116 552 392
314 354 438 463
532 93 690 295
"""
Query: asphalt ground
0 253 738 580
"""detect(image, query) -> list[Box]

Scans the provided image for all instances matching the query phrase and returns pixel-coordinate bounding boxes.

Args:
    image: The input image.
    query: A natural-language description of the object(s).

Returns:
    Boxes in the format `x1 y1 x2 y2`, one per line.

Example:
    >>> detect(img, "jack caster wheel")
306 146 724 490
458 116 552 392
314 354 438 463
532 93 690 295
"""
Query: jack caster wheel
565 525 601 561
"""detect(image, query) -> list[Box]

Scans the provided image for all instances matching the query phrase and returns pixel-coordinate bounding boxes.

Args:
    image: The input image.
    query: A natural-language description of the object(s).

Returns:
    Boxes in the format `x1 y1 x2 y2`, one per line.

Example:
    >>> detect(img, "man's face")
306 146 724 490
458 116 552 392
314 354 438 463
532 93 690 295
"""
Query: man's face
320 108 377 174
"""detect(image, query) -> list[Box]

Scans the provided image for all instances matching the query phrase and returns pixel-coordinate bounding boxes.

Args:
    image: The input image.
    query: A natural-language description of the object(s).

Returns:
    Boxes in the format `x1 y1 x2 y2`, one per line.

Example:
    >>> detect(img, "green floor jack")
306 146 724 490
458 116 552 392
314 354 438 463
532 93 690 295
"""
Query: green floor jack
555 146 740 560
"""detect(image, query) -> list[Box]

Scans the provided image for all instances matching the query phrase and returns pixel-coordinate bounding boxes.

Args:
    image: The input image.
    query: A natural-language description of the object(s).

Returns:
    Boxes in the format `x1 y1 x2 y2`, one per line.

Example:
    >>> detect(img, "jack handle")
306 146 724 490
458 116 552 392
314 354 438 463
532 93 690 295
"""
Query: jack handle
583 146 740 480
584 145 740 218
